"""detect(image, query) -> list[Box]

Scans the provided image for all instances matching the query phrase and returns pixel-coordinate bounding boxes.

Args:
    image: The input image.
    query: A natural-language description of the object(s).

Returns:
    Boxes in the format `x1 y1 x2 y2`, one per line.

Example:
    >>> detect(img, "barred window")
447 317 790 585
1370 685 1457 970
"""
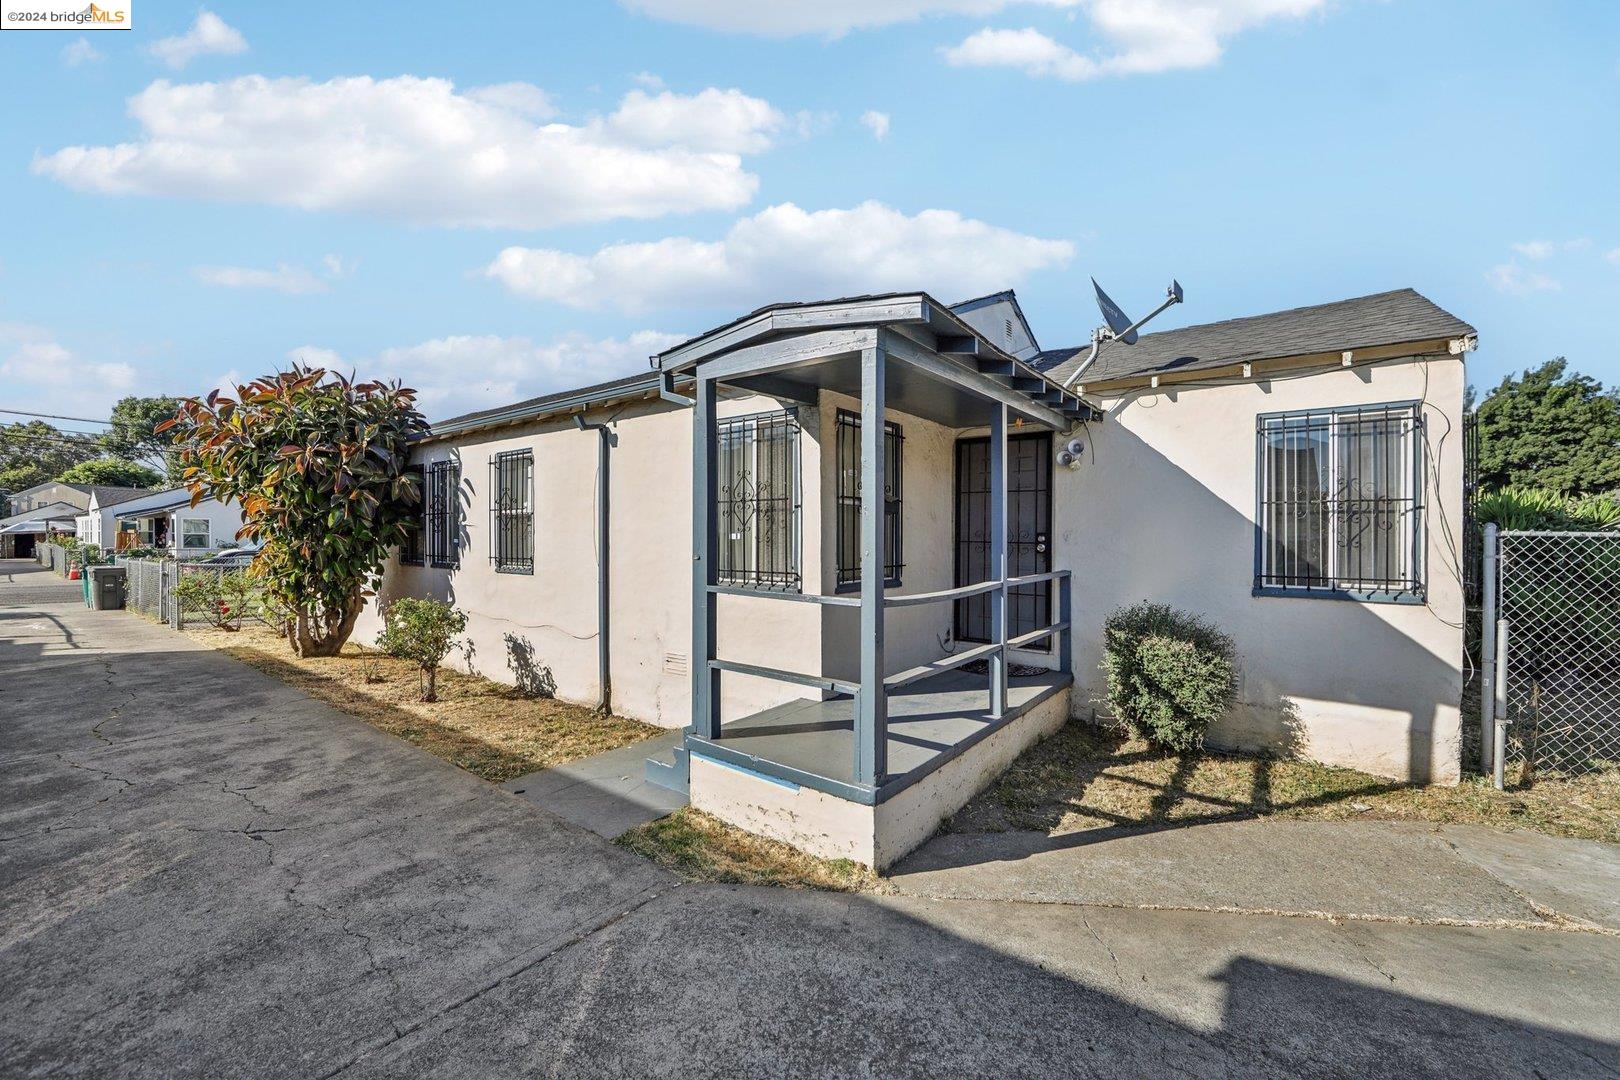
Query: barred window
400 464 425 565
835 409 903 587
489 449 534 574
717 409 800 591
1257 402 1423 600
426 459 460 569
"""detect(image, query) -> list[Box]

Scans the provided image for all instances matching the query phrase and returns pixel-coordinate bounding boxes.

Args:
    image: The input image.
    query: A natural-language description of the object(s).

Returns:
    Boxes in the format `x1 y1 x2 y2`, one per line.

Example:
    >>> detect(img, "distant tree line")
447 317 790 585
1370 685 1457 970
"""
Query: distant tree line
0 395 184 498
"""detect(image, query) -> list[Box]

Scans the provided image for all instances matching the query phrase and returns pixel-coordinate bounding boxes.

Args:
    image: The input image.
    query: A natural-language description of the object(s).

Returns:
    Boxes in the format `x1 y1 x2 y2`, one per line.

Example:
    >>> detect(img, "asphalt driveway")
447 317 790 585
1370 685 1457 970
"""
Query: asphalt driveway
3 589 1619 1078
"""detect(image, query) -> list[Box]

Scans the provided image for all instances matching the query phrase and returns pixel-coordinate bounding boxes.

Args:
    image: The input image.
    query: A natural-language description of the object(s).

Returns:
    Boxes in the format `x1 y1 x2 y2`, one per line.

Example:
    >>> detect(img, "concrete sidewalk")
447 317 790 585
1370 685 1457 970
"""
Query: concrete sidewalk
891 819 1620 930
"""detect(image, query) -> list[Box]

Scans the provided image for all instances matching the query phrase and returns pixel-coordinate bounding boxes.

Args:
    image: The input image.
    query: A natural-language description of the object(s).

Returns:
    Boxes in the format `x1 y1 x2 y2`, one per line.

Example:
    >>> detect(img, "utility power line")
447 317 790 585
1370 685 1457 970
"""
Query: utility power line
0 407 113 426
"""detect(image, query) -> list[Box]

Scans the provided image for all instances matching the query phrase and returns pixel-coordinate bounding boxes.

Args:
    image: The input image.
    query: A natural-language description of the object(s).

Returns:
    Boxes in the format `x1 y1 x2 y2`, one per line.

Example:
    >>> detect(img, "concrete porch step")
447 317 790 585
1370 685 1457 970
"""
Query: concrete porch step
644 743 689 795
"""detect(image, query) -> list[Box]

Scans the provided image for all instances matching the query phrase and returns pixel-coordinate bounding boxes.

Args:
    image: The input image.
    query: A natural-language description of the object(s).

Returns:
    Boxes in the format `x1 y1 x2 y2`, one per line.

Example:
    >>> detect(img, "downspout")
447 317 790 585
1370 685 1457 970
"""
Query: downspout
573 413 616 713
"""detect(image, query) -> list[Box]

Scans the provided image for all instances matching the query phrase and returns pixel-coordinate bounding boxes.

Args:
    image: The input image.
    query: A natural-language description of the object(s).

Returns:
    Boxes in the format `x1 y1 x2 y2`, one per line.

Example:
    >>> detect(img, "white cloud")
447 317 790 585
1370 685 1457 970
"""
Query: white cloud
621 0 1079 37
860 110 891 139
194 263 329 294
0 325 138 418
1510 240 1556 261
321 254 355 279
631 71 667 89
1606 247 1620 266
484 200 1074 313
284 331 685 419
148 11 248 70
608 87 784 153
1487 262 1561 296
34 76 779 229
942 1 1327 81
62 38 103 66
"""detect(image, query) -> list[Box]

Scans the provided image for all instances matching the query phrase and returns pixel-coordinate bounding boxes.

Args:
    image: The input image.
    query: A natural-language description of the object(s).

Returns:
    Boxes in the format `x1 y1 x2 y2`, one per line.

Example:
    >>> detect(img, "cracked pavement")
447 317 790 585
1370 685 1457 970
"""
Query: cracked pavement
3 573 1619 1077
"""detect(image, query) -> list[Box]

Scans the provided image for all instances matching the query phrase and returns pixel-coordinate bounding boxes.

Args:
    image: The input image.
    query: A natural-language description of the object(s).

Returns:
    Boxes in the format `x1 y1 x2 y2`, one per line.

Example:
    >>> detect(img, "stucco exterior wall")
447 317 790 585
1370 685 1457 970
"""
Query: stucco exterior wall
361 391 841 727
1058 356 1467 783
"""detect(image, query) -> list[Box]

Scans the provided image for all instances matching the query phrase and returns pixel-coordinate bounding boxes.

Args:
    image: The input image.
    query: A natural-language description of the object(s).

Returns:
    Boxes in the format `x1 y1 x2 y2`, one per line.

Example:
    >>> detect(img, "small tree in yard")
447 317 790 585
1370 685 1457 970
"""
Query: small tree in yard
173 570 257 632
377 598 469 702
159 366 428 657
1102 603 1238 752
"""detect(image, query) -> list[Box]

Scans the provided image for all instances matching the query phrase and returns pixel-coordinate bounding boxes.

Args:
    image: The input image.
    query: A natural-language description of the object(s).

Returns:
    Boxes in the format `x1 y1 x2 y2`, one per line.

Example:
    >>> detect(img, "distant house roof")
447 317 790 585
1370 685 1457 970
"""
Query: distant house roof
0 501 83 530
87 486 157 508
1032 288 1476 387
118 490 194 517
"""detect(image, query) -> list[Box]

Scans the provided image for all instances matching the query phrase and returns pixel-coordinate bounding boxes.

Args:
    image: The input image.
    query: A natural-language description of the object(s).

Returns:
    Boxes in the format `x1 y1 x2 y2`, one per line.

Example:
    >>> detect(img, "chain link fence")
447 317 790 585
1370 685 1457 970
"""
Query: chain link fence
118 556 173 622
1496 530 1620 779
171 556 263 630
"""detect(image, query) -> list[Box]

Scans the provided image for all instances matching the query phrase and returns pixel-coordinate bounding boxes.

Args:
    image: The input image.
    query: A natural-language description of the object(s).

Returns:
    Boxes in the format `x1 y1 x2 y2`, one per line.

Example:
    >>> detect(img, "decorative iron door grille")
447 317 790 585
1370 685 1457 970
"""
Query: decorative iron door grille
488 449 534 573
716 409 800 591
1255 403 1424 600
954 432 1052 650
834 409 904 587
1498 531 1620 778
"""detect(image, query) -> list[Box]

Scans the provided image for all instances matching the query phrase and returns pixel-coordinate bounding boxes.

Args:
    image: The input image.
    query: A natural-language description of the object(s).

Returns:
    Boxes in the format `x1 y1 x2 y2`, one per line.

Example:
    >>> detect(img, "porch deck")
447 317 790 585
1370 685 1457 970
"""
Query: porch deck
688 666 1072 804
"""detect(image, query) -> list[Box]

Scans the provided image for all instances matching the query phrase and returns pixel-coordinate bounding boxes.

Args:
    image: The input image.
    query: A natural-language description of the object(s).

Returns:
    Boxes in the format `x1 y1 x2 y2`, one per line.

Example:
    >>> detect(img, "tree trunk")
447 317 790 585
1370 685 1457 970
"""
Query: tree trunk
423 664 438 703
290 595 364 658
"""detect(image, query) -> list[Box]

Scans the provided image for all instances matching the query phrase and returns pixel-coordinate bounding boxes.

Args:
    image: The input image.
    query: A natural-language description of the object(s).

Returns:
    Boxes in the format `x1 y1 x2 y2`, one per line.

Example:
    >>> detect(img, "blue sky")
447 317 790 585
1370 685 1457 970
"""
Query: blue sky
1 1 1616 424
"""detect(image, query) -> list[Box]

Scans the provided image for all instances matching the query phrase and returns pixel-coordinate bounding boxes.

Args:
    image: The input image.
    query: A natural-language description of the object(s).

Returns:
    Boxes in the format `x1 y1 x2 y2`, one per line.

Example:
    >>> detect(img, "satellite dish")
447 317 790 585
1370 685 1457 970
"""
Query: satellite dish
1092 278 1138 345
1062 278 1187 390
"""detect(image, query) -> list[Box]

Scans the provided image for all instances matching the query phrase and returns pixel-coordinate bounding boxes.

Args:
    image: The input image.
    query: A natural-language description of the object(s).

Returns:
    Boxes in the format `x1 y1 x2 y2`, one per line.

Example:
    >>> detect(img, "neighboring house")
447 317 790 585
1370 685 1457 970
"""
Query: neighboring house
5 481 152 518
359 286 1475 868
111 489 245 556
0 501 83 558
75 487 159 549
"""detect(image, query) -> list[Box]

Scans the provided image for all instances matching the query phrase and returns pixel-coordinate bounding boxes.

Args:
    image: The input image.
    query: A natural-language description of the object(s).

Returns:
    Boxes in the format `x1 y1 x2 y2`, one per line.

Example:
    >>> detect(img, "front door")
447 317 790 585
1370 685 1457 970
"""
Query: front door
954 432 1053 650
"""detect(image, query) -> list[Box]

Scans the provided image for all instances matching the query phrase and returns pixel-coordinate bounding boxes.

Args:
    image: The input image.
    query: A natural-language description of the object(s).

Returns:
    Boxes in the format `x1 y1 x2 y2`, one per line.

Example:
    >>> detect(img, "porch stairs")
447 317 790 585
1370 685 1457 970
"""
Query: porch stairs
644 743 690 795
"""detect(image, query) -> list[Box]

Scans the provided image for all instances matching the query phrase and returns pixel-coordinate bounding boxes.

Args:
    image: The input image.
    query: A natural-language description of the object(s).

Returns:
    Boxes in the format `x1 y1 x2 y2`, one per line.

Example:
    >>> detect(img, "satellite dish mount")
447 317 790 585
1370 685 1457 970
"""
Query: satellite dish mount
1062 278 1184 389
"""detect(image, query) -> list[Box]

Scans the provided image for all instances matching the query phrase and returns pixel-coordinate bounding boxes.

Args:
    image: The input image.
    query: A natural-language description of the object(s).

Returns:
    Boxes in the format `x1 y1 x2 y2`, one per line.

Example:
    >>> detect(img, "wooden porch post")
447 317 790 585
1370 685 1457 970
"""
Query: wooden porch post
855 343 888 785
691 374 721 740
989 402 1009 718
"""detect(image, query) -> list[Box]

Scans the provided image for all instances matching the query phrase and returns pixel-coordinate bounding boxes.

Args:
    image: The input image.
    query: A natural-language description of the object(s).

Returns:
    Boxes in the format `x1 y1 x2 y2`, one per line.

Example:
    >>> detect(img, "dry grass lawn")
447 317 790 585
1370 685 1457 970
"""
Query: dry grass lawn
185 624 658 783
953 722 1620 845
617 807 881 892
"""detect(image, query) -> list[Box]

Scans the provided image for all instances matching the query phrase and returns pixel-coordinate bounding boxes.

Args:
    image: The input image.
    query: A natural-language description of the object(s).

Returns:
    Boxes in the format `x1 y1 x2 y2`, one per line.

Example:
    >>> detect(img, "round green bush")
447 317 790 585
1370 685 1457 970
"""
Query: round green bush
1102 602 1237 752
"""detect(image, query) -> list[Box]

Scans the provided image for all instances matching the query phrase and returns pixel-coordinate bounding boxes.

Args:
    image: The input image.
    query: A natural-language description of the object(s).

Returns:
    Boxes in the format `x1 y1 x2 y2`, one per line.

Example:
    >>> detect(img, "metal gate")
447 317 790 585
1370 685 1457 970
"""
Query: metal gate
954 431 1052 649
1480 526 1620 784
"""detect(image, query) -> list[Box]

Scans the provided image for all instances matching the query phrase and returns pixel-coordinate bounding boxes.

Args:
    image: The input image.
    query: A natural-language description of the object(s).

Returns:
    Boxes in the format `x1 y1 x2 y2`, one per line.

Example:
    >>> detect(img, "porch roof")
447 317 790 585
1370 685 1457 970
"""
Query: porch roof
659 292 1097 430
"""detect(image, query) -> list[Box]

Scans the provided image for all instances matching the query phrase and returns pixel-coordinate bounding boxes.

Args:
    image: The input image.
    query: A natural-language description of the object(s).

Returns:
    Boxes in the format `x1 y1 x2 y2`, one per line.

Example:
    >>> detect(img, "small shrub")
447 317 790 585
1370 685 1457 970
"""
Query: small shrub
1102 602 1237 752
173 570 257 631
1476 486 1620 531
376 598 470 702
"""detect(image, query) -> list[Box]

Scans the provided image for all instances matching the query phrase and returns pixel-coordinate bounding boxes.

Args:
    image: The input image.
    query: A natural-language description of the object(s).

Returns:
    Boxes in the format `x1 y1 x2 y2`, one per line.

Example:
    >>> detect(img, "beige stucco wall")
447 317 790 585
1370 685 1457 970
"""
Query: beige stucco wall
360 391 840 727
1058 356 1467 783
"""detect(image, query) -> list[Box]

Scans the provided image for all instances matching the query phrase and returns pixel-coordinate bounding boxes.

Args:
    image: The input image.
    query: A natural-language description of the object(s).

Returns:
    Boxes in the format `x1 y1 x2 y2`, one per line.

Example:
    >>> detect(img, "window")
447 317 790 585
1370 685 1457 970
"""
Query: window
716 409 800 591
835 409 903 587
426 459 460 569
489 449 534 574
1256 402 1423 601
400 464 425 565
181 518 210 549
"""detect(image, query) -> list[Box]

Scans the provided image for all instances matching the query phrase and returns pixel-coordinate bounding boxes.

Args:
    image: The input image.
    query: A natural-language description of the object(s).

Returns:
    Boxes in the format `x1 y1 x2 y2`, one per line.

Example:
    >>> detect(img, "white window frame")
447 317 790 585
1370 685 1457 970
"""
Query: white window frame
180 517 211 550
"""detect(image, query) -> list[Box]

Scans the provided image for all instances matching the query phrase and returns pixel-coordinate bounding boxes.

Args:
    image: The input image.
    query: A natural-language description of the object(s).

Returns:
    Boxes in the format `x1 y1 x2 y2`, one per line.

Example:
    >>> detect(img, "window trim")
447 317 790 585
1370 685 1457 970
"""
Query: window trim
834 408 904 591
426 459 461 570
180 517 211 550
1252 399 1425 605
489 448 534 575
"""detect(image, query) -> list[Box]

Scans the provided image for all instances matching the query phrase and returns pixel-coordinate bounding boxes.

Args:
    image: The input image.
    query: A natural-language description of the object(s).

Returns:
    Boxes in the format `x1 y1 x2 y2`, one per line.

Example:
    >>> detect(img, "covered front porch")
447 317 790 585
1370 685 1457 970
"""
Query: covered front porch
654 294 1093 867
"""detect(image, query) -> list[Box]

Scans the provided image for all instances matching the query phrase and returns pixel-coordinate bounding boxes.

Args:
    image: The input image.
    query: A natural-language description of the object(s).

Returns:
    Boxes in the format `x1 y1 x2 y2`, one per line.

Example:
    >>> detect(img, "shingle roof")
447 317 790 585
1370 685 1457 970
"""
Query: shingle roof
88 486 156 507
0 501 83 528
431 371 660 435
1032 288 1476 387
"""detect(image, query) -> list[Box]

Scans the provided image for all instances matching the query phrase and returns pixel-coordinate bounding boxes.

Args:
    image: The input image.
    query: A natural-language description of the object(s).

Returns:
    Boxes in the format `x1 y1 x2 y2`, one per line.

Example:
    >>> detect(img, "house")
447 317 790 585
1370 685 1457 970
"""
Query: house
109 489 245 556
0 482 152 557
0 501 82 558
359 286 1474 868
74 487 160 550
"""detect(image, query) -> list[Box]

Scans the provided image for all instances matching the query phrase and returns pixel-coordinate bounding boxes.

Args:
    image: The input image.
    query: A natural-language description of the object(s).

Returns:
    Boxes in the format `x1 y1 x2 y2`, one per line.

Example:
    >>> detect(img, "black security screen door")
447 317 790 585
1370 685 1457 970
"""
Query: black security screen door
954 432 1052 650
